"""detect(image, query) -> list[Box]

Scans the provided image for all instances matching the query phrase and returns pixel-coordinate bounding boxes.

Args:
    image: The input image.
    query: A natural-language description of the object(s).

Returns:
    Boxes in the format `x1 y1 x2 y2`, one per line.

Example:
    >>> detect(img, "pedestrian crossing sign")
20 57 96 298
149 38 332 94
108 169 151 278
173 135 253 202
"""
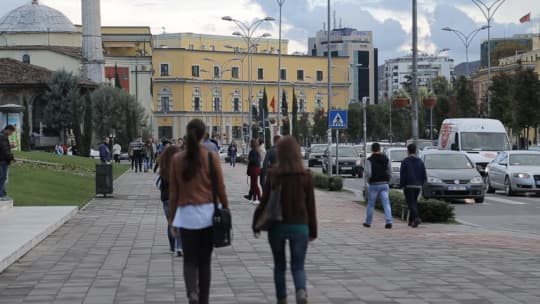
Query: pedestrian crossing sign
328 110 348 129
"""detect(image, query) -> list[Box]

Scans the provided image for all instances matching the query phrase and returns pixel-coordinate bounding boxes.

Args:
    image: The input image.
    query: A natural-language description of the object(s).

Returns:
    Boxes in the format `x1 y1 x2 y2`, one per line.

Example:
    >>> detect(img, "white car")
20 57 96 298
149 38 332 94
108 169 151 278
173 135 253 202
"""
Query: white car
486 151 540 196
384 147 408 188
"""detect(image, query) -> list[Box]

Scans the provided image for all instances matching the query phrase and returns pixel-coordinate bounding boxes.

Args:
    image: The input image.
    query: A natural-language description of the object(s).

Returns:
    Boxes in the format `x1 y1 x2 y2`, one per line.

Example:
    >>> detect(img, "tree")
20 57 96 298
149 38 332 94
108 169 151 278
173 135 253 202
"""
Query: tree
21 98 31 151
513 67 540 146
453 76 478 118
261 88 271 149
281 91 289 135
44 70 82 144
312 109 327 142
297 113 311 145
292 89 299 140
431 77 451 129
80 94 93 157
114 64 122 89
346 103 362 142
490 72 514 127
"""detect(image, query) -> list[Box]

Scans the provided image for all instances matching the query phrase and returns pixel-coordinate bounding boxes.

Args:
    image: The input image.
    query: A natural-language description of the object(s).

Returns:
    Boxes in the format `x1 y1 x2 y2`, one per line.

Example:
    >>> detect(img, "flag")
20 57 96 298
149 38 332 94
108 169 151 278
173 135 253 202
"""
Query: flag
520 12 531 23
269 97 274 113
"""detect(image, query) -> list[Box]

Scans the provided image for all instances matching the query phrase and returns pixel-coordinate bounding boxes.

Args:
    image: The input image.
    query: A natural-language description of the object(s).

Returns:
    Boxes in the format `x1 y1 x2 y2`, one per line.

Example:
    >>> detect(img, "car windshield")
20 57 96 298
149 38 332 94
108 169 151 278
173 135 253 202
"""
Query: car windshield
424 154 474 169
389 150 407 162
329 147 358 157
509 154 540 166
310 145 326 153
460 132 509 151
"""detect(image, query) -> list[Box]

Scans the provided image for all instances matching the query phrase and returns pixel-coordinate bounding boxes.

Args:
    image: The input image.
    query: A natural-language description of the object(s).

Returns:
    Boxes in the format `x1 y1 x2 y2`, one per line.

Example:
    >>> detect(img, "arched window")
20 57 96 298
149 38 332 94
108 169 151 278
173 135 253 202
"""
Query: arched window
22 54 30 64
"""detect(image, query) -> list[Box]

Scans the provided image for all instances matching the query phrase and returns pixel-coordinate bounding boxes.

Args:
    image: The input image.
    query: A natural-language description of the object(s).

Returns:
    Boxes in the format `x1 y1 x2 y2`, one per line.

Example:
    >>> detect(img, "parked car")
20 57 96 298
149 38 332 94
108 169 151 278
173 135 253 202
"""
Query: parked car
486 151 540 196
421 150 485 203
322 146 364 177
384 147 408 188
308 144 328 167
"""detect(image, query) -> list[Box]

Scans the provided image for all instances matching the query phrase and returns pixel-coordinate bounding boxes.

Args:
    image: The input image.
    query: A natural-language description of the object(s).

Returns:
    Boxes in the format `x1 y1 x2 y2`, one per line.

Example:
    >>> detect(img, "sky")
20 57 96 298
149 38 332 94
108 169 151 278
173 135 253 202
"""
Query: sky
1 0 538 65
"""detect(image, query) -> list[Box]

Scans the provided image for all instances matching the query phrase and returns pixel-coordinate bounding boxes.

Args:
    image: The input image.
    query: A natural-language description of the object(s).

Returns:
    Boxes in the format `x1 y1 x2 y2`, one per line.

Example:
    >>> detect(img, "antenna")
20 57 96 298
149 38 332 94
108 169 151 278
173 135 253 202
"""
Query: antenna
333 10 336 29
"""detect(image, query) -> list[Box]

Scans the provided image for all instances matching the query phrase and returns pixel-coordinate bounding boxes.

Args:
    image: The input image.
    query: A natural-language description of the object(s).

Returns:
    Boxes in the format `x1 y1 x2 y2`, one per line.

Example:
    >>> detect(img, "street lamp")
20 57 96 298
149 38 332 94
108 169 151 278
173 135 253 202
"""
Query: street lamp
222 16 274 143
471 0 506 117
442 25 489 77
276 0 286 136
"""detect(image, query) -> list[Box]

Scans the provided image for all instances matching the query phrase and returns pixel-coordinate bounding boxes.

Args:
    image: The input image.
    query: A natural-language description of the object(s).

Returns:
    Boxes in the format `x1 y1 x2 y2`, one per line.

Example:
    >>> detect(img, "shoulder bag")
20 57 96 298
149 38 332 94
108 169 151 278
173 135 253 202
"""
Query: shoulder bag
254 181 283 231
208 151 232 248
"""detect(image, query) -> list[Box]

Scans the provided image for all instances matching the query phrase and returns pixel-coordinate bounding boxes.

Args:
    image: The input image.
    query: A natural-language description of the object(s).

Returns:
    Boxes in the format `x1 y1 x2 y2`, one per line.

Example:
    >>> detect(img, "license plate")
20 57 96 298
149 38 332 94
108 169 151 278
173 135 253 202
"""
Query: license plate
341 167 352 170
448 186 467 191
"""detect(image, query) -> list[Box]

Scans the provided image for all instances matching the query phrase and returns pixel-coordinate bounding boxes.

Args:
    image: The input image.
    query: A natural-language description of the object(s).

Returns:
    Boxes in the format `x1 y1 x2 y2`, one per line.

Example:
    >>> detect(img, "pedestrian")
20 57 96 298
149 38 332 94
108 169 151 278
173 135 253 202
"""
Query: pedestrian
400 144 427 228
261 135 280 186
363 142 393 229
99 137 112 164
247 138 262 205
159 144 183 256
130 138 144 173
143 139 153 172
169 119 229 304
252 136 317 304
227 141 237 167
113 142 121 163
0 125 16 201
203 134 219 153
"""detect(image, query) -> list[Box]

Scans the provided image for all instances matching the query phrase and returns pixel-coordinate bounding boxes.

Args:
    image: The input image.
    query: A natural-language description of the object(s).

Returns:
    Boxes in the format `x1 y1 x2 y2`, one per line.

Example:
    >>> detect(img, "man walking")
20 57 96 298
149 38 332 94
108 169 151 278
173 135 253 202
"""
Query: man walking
0 125 15 201
99 137 112 164
129 138 144 173
400 144 427 228
363 142 393 229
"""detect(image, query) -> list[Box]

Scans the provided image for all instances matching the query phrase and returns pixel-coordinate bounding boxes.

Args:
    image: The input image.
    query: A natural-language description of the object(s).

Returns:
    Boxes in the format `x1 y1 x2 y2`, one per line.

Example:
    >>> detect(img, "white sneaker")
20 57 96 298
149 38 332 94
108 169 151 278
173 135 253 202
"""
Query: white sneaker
251 200 260 205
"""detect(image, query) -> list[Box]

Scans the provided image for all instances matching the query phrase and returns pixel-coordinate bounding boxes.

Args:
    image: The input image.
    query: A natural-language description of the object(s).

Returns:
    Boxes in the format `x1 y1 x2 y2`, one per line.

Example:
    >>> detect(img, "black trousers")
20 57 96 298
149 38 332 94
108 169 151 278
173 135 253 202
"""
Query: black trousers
180 227 214 304
132 151 143 172
404 188 421 223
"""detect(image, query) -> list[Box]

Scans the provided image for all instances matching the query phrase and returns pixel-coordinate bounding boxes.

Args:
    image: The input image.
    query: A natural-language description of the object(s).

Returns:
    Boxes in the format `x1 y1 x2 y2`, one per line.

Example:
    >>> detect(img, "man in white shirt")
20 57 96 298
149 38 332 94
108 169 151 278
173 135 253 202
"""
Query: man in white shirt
113 143 121 163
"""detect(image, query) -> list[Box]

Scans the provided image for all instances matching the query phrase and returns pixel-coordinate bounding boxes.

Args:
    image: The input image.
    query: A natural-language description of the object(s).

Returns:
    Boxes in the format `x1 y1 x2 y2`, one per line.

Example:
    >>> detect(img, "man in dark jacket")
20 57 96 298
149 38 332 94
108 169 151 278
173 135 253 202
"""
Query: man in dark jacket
400 144 427 228
260 135 280 186
0 125 16 200
99 137 112 164
363 142 393 229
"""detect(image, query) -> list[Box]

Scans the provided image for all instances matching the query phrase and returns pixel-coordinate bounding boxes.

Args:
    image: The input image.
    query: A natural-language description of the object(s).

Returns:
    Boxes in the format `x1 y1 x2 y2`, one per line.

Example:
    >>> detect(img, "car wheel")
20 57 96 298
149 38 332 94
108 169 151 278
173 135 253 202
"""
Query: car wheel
504 176 514 196
486 176 496 194
474 197 484 203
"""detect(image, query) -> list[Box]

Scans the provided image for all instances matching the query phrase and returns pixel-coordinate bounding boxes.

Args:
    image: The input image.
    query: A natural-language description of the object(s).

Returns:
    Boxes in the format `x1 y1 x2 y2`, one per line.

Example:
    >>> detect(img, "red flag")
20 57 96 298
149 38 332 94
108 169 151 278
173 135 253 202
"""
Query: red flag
270 96 276 112
520 12 531 23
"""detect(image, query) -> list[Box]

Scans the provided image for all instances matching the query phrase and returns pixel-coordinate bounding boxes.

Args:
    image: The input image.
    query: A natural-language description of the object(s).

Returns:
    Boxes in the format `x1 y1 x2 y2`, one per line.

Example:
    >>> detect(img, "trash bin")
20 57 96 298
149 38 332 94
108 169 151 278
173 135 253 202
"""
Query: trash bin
96 164 113 196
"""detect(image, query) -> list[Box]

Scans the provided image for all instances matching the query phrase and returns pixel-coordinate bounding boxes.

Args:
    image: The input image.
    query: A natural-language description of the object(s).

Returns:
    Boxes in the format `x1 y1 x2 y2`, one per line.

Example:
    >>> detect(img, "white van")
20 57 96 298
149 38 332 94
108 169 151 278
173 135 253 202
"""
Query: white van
438 118 511 175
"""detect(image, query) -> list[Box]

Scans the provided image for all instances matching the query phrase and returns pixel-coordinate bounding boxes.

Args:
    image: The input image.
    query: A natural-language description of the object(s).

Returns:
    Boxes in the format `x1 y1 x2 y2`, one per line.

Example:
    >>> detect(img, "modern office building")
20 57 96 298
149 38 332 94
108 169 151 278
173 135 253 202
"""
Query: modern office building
480 34 537 67
382 54 455 98
308 27 378 104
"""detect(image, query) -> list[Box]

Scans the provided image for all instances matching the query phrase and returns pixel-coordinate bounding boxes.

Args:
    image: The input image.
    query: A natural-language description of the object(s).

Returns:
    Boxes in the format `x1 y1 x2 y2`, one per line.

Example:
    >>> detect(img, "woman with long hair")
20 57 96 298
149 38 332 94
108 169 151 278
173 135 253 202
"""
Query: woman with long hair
247 138 262 204
252 136 317 304
169 119 229 304
158 144 182 256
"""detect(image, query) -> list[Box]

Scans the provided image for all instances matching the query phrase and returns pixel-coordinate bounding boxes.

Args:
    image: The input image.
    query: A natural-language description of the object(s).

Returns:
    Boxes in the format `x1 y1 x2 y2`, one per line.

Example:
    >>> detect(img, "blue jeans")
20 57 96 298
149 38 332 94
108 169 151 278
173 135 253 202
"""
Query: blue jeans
162 200 181 251
365 183 392 225
268 230 309 300
0 162 8 197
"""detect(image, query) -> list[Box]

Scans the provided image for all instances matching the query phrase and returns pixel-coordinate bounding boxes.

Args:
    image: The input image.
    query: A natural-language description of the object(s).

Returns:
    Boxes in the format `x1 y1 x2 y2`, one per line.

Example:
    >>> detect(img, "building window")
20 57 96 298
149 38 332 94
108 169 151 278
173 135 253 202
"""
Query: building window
192 65 200 77
258 68 264 80
233 97 240 112
188 44 194 50
193 97 201 112
232 67 240 79
209 45 215 51
213 66 220 79
316 70 323 81
280 69 287 81
232 126 241 139
160 64 169 76
213 97 221 112
297 70 304 81
22 54 30 64
160 96 170 113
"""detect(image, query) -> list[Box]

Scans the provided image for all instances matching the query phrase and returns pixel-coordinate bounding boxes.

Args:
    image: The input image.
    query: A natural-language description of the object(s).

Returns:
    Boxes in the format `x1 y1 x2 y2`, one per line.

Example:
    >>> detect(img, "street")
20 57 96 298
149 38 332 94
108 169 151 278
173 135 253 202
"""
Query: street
306 161 540 237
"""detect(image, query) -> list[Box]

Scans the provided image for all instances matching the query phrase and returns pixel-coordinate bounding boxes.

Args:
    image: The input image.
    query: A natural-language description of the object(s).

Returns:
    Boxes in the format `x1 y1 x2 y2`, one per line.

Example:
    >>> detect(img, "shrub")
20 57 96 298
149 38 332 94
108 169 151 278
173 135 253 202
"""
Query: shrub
312 172 329 189
328 176 343 191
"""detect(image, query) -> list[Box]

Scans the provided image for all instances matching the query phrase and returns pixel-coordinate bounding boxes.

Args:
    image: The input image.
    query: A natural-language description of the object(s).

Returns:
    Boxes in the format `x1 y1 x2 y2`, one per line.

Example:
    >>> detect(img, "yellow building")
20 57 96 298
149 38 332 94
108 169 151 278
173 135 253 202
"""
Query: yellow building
152 47 351 143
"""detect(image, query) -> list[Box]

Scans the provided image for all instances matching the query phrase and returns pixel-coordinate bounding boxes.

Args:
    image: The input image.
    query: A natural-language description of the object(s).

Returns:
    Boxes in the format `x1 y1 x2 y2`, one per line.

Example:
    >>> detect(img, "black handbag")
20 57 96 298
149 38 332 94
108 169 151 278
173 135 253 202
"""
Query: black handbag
254 184 283 231
208 152 232 248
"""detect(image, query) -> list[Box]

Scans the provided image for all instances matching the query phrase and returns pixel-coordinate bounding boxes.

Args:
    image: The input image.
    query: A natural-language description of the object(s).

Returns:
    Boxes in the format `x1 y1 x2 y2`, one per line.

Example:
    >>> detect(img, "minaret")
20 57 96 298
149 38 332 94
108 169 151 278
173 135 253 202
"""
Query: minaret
81 0 104 83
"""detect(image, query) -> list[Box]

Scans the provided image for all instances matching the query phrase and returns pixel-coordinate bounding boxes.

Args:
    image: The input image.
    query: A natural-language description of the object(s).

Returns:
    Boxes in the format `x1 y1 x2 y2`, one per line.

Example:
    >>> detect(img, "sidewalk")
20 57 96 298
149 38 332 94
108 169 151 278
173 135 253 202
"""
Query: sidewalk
0 163 539 304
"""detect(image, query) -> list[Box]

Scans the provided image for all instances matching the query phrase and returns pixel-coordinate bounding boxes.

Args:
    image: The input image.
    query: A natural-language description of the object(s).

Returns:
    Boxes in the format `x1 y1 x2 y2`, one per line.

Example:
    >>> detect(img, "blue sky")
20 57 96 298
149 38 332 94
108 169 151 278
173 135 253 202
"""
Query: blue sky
1 0 538 65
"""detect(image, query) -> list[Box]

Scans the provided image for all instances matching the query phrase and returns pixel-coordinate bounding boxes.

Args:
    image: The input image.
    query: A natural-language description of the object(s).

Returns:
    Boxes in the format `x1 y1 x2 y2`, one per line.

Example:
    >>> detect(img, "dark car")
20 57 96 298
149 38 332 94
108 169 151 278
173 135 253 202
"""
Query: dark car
322 146 364 177
308 144 327 167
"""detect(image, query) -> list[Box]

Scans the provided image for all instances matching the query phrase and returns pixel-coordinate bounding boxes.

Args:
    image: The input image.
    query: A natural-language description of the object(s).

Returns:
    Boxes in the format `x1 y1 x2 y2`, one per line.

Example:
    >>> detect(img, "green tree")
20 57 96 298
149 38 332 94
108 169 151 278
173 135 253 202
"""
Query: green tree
513 67 540 145
261 88 271 149
281 91 289 135
490 72 514 127
346 103 362 142
454 76 478 118
312 109 327 142
297 113 311 145
80 93 93 157
292 89 299 140
21 98 31 151
114 64 122 89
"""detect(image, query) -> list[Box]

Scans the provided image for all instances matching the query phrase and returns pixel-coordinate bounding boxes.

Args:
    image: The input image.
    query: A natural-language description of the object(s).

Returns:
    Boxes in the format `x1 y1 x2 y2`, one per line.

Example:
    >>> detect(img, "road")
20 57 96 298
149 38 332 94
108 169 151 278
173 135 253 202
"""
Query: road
306 161 540 237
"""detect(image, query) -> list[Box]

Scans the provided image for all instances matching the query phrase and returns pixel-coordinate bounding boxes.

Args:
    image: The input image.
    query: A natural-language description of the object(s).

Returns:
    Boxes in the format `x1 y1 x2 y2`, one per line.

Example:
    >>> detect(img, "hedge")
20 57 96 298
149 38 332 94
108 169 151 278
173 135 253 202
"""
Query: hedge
312 172 343 191
367 190 455 223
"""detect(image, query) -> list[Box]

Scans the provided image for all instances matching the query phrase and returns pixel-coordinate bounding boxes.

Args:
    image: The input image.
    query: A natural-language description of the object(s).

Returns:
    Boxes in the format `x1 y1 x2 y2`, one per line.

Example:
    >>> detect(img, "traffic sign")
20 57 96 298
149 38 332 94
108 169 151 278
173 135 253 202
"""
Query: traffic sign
328 110 348 129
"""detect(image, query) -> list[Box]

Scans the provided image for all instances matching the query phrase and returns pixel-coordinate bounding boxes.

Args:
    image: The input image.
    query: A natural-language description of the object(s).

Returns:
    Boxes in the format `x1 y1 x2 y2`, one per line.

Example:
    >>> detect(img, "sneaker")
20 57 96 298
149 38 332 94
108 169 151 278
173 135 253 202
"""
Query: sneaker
243 195 251 200
251 200 260 205
176 250 183 257
385 223 392 229
362 223 371 228
296 289 307 304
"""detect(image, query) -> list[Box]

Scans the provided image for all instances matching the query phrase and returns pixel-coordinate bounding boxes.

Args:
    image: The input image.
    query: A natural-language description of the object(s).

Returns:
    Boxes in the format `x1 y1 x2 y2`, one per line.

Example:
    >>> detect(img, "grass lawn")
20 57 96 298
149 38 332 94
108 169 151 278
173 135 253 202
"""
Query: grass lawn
9 151 129 207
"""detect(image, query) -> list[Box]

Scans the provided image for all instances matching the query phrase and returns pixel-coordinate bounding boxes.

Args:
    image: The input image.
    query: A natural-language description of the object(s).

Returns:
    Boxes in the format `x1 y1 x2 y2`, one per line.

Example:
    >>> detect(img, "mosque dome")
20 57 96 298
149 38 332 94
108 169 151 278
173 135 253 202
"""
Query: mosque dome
0 0 76 33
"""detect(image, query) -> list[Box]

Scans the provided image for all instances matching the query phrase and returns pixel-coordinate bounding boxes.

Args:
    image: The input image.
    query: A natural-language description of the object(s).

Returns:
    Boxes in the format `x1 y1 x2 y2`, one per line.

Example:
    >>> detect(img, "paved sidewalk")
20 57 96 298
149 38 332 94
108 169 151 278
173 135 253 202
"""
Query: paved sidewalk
0 163 539 304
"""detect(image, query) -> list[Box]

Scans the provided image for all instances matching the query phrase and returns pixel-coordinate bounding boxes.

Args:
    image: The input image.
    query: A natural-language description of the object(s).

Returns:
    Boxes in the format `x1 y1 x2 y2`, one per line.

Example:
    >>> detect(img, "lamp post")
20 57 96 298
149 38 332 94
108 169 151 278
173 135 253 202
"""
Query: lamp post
326 0 333 176
277 0 285 135
442 26 488 77
222 16 274 143
411 0 419 144
471 0 507 117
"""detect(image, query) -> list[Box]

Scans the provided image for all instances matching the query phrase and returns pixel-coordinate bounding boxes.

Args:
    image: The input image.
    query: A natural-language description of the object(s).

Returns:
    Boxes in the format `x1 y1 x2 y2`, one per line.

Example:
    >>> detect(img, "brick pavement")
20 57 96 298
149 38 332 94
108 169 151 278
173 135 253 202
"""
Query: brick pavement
0 163 539 304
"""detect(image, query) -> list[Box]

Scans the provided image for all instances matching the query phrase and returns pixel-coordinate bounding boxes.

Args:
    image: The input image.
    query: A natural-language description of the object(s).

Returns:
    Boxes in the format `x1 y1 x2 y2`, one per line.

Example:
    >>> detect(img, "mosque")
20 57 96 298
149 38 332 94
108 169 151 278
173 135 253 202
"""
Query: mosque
0 0 152 147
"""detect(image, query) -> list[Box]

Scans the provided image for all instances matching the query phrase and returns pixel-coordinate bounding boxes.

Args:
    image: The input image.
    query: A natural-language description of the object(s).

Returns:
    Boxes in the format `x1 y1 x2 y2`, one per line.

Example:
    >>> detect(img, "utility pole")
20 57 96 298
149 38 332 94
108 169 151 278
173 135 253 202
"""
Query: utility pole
411 0 419 144
276 0 285 136
326 0 333 176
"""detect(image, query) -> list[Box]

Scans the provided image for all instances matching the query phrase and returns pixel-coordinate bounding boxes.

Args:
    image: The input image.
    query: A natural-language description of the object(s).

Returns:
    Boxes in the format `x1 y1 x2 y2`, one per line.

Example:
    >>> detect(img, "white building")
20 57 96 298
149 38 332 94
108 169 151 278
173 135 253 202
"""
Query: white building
382 54 455 98
308 27 378 104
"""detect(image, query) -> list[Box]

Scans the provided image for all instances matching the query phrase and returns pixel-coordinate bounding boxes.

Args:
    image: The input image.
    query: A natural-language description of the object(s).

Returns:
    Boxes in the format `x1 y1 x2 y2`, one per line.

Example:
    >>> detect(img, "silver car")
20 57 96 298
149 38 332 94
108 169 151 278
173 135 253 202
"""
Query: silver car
486 151 540 196
384 147 408 188
421 151 485 203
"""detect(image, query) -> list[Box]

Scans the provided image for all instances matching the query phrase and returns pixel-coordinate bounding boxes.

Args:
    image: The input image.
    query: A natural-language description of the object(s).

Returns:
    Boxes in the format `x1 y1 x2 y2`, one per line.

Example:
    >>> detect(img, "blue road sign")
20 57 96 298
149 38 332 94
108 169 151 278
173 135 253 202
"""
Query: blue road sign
328 110 348 129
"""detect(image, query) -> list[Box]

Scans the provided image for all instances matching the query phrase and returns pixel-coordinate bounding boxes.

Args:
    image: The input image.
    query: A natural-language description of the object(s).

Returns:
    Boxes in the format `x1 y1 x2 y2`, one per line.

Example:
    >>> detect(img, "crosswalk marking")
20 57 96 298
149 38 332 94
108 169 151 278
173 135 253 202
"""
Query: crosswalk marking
486 196 527 205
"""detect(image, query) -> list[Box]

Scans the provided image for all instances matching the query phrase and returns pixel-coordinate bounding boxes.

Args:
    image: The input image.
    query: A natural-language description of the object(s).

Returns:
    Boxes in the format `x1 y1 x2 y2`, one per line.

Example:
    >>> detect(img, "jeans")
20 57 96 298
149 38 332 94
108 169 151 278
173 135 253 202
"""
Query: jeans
229 155 236 167
180 227 214 304
0 162 7 197
404 188 421 223
161 201 181 251
268 230 309 300
365 183 392 225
